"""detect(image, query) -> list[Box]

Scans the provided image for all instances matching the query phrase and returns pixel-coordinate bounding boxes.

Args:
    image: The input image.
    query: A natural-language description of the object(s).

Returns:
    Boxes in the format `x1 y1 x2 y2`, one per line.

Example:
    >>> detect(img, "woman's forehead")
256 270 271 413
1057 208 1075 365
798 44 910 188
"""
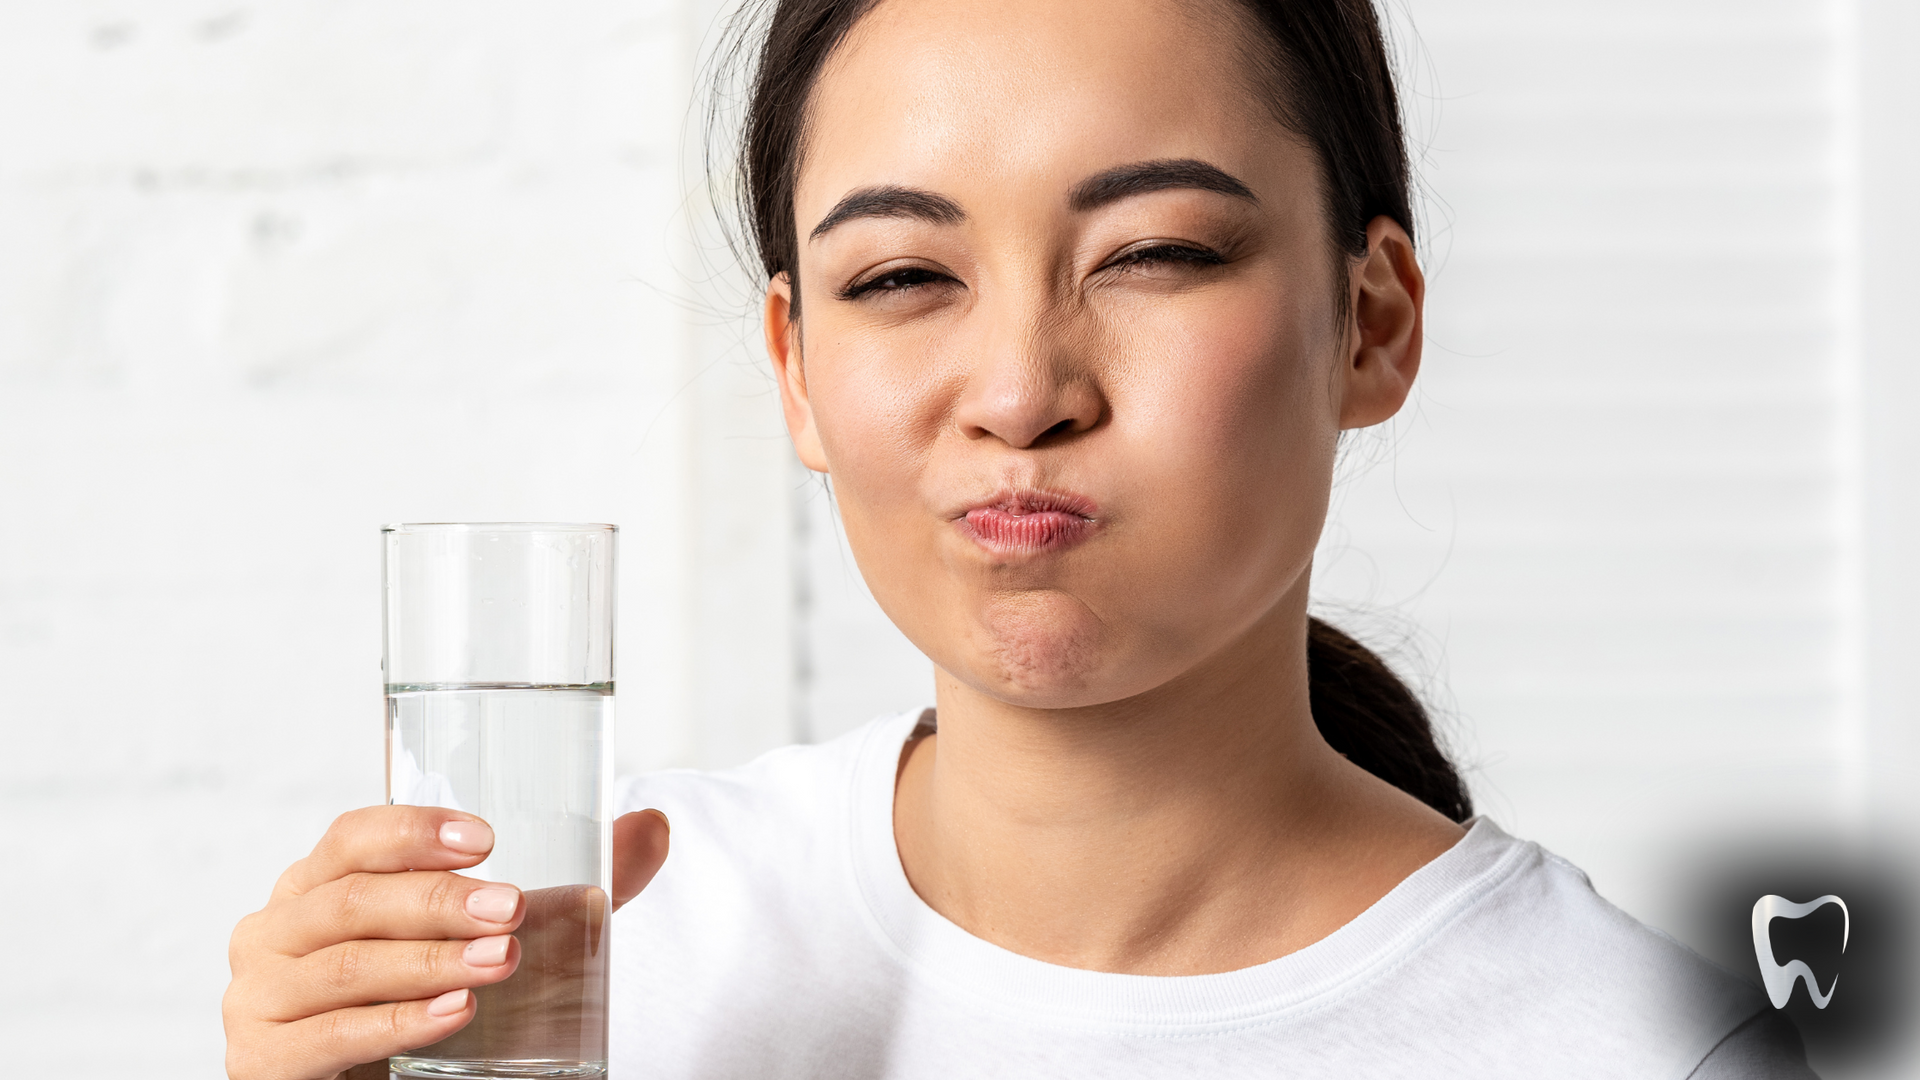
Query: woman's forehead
797 0 1284 218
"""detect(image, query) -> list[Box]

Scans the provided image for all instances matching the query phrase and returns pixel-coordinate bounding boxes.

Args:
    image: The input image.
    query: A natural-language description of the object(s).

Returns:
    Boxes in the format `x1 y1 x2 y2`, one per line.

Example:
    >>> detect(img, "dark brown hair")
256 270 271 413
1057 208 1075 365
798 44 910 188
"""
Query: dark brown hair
723 0 1471 822
1307 617 1470 822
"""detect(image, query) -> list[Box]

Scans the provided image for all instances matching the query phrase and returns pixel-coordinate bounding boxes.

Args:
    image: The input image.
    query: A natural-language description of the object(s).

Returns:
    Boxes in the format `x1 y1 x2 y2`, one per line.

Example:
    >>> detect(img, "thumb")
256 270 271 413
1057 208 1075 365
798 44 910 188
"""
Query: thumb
611 809 670 911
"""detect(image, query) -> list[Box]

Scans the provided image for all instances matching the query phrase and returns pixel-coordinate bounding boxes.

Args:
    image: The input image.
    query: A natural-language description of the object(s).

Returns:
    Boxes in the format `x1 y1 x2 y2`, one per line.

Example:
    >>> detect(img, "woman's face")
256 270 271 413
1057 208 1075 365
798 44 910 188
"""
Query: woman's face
769 0 1420 709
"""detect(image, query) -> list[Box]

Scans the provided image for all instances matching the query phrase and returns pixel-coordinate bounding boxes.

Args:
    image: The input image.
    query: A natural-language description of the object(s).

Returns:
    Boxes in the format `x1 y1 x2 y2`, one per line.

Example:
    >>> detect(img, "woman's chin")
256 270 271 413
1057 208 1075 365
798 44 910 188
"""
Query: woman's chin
953 605 1158 711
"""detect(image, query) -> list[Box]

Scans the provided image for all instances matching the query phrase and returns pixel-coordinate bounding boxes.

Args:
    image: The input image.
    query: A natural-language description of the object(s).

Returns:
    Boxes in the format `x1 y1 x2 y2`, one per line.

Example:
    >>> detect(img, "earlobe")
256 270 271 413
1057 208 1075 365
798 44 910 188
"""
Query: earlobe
766 275 830 473
1337 218 1424 431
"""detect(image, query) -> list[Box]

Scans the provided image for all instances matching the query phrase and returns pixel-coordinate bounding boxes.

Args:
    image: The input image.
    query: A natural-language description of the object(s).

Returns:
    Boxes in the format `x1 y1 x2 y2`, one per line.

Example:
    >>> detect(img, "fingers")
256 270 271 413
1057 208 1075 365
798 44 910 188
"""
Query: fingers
226 988 478 1080
611 809 670 911
522 884 612 964
259 934 520 1020
276 806 495 900
260 870 523 959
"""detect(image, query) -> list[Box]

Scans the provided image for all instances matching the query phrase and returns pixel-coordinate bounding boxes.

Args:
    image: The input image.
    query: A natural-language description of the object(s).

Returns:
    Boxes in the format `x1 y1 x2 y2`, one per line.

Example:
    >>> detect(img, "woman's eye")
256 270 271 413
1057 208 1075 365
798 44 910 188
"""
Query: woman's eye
839 266 951 300
1107 244 1225 272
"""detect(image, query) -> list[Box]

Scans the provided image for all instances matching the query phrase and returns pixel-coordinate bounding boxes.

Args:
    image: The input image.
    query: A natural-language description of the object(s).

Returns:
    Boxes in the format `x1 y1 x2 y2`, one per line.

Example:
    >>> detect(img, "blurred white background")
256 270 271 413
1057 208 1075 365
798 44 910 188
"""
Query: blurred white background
1 0 1915 1075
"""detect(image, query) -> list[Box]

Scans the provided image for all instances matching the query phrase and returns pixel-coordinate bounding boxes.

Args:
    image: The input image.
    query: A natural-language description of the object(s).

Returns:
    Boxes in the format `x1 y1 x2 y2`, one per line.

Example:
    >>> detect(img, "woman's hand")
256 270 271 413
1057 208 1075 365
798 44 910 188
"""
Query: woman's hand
223 806 670 1080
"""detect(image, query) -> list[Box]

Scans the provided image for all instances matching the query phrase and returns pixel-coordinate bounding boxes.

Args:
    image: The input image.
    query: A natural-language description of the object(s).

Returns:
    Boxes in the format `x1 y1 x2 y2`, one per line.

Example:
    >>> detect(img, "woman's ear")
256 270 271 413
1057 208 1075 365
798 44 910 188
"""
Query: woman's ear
1336 216 1424 430
766 274 830 472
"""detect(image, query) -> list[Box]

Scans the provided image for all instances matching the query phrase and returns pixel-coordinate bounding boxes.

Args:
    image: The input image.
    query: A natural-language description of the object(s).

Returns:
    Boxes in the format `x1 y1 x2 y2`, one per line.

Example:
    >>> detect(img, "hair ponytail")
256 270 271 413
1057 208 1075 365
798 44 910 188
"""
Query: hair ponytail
1308 618 1472 822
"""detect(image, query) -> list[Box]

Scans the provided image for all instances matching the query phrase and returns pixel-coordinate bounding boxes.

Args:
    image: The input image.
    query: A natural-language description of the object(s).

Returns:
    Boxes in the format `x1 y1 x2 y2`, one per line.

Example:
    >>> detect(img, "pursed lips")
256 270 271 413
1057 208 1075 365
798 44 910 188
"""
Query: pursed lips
952 489 1101 556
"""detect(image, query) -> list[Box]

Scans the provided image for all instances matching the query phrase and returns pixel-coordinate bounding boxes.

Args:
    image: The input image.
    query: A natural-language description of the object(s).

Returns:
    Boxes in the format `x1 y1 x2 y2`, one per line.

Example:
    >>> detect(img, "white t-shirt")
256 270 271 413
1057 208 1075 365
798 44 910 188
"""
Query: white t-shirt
610 710 1811 1078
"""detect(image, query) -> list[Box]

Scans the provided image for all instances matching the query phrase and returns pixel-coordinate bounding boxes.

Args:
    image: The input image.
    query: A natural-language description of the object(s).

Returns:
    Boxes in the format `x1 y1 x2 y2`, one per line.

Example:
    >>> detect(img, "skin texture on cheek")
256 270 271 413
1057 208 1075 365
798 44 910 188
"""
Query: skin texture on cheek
1096 291 1340 676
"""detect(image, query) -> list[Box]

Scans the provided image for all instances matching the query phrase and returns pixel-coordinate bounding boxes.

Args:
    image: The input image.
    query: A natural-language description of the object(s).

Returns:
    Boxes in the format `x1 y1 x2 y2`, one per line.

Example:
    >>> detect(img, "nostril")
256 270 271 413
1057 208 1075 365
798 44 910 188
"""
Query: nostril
1039 418 1078 442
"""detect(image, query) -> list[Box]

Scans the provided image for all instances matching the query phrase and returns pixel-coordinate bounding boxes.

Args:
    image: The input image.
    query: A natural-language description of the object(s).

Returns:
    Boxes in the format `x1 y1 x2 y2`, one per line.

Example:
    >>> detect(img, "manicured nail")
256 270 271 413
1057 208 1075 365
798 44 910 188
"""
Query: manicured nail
427 988 470 1017
464 935 512 967
439 819 493 855
465 886 520 923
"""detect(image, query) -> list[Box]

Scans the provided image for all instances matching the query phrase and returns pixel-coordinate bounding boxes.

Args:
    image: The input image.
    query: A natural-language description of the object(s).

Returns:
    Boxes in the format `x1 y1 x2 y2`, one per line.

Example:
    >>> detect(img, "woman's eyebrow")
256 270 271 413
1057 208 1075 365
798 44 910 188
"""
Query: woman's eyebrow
809 186 966 241
1068 159 1258 212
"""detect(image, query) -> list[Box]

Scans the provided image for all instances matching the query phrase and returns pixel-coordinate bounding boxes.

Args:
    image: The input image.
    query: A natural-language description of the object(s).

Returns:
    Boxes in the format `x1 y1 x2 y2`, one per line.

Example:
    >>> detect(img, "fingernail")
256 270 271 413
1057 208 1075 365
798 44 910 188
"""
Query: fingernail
466 886 520 923
463 935 512 967
427 988 470 1017
439 819 493 855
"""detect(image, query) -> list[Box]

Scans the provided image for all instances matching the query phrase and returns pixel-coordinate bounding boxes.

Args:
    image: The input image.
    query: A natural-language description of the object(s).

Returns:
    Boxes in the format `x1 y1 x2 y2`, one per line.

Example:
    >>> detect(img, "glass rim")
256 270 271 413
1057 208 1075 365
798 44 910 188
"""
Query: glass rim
382 521 617 534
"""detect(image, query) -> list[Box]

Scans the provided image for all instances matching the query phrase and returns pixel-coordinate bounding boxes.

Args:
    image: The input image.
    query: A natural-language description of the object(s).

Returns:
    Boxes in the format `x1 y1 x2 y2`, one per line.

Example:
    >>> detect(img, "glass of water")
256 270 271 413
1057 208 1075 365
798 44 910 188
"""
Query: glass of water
382 523 616 1080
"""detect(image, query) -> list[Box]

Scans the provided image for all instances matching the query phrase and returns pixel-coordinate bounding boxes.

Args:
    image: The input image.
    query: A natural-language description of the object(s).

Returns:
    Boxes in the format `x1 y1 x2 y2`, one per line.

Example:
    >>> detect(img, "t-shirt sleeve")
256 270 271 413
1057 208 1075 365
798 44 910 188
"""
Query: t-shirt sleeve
1685 1010 1819 1080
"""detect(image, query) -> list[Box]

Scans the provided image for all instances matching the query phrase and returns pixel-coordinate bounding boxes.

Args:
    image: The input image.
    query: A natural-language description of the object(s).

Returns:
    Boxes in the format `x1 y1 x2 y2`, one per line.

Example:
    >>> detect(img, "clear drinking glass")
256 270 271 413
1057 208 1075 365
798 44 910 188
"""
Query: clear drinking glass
382 523 616 1080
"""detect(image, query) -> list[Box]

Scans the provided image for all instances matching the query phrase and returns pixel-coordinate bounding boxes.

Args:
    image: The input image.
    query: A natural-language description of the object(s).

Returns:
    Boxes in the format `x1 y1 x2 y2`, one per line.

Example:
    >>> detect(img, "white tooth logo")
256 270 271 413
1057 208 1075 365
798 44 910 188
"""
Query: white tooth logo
1751 894 1849 1010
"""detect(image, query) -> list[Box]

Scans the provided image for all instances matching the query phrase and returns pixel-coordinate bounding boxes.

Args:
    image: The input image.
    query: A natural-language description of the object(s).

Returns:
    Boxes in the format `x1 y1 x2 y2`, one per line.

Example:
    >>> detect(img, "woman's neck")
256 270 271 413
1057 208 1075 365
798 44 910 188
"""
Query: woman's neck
893 600 1463 976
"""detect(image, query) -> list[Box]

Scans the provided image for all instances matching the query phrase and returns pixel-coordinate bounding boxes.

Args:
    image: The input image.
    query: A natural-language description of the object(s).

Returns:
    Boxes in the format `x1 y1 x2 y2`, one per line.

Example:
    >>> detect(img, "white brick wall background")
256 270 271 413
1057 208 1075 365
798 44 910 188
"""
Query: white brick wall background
0 1 1914 1076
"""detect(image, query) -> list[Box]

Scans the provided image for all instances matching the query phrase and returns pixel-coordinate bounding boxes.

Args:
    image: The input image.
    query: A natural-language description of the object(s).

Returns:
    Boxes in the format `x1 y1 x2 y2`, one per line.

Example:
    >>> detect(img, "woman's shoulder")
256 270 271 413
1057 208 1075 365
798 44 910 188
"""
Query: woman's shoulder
1446 821 1743 996
612 709 920 861
1394 819 1786 1074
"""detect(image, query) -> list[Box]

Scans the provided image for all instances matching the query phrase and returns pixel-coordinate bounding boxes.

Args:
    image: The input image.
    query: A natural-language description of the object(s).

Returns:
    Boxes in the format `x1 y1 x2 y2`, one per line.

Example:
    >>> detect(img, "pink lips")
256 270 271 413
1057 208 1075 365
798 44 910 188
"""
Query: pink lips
957 490 1100 555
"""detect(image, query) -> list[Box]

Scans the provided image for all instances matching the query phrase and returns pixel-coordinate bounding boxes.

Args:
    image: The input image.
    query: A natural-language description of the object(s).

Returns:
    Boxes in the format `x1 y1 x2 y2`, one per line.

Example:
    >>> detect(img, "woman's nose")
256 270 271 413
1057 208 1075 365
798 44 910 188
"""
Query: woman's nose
952 317 1106 450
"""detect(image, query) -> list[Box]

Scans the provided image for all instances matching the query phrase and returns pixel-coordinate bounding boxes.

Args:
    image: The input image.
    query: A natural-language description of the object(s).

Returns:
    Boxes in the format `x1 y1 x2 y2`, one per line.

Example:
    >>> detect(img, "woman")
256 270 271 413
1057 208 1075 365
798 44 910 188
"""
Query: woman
223 0 1814 1076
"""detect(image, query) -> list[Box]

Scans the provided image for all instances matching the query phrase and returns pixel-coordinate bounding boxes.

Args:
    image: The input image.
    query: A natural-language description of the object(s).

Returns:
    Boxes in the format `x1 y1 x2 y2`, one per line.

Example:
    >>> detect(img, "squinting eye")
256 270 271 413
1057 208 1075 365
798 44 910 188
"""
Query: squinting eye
1108 244 1226 271
838 266 951 300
